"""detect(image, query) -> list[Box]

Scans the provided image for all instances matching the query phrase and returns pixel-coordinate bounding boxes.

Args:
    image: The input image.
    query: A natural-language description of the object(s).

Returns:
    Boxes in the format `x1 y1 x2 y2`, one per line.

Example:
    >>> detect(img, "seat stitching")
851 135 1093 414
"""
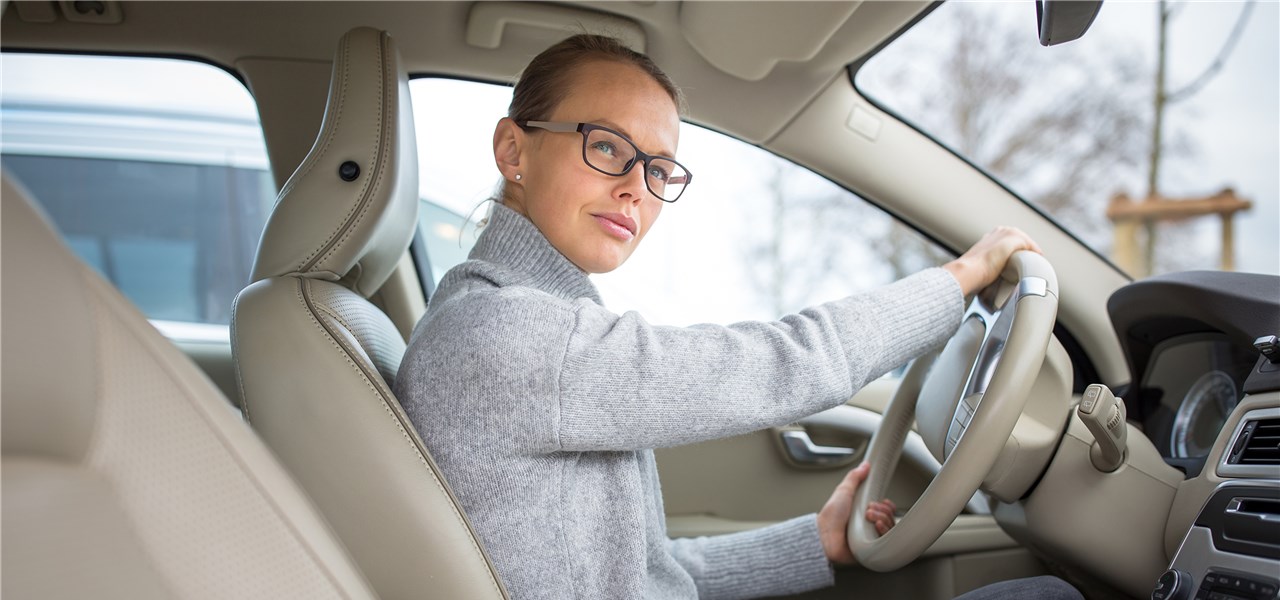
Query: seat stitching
300 278 508 598
293 35 372 272
302 32 384 274
312 302 389 382
314 303 357 339
279 37 350 272
277 36 345 201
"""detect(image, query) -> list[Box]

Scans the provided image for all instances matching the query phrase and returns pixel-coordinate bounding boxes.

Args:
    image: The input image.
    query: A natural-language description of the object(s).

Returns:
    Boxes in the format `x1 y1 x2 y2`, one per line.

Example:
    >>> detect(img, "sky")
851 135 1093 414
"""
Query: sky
856 0 1278 276
1074 0 1278 275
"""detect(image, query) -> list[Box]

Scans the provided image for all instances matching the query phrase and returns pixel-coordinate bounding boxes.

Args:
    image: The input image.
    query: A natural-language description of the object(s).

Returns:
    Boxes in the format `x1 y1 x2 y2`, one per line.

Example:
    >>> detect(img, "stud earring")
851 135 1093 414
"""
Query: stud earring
515 173 523 181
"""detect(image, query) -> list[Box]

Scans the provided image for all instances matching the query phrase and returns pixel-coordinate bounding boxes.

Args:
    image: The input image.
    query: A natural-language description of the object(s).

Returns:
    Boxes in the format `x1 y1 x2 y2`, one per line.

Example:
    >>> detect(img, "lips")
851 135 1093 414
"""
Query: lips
592 212 638 240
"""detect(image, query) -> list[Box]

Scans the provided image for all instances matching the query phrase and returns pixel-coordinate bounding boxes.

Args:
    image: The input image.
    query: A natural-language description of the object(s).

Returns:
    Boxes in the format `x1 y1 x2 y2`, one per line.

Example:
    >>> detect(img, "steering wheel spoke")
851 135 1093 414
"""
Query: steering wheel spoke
849 252 1058 572
945 276 1052 459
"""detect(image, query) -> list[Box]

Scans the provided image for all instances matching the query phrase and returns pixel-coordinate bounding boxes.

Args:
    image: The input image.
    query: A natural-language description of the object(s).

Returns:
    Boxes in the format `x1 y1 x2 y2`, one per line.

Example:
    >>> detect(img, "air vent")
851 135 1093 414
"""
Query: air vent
1229 417 1280 465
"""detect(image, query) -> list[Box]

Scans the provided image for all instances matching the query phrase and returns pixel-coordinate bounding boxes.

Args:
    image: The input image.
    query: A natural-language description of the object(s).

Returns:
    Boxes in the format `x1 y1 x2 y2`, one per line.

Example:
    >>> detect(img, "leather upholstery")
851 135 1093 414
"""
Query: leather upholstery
1 173 377 600
250 27 419 298
233 27 509 600
1 179 98 462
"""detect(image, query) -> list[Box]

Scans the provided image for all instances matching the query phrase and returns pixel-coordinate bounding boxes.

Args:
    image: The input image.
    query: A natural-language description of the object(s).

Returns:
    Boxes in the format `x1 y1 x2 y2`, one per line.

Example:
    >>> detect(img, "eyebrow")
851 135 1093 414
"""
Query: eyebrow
593 118 677 158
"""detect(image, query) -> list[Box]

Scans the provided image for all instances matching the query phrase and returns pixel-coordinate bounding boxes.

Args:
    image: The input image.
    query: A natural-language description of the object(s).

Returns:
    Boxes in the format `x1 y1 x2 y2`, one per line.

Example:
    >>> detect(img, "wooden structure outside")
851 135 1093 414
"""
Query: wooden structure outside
1106 188 1252 277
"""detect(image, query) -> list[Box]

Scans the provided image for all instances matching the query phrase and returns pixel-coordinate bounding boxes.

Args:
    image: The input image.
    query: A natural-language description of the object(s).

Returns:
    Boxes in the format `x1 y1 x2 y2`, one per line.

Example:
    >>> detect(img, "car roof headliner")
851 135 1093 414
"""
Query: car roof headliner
0 1 930 144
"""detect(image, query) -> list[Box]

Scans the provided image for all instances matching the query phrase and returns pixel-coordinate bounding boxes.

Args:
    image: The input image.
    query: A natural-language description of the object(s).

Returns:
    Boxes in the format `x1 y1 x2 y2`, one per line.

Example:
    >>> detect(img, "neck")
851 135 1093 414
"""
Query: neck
469 202 601 303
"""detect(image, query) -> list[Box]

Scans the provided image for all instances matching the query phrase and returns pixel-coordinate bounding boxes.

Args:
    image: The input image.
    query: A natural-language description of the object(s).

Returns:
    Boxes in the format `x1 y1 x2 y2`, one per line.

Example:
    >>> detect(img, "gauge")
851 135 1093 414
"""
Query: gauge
1170 370 1239 458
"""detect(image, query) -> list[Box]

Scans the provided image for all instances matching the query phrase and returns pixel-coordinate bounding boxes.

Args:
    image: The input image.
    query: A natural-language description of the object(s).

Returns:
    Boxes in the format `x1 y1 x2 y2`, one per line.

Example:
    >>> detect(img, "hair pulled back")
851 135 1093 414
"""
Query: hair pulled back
509 33 683 123
497 34 683 205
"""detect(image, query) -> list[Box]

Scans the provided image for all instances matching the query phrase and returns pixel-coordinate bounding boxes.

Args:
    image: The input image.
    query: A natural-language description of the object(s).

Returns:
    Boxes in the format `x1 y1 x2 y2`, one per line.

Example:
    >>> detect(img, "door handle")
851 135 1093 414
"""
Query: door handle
778 429 858 467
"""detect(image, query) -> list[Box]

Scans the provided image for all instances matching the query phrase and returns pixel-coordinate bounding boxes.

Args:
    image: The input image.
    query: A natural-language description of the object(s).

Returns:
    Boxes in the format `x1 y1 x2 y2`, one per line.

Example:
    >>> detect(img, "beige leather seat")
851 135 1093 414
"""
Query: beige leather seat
232 27 507 600
1 173 377 600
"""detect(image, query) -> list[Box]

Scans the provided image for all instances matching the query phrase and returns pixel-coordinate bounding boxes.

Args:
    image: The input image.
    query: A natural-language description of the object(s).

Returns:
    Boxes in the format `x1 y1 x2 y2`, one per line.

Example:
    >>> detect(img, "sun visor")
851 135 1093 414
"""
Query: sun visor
466 1 646 54
679 1 861 82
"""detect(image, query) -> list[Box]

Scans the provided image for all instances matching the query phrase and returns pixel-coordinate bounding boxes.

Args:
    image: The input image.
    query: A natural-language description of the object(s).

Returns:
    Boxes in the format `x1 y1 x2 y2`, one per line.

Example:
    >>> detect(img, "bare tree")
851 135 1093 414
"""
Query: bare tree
741 1 1255 310
742 3 1149 311
922 6 1150 249
739 157 951 317
741 161 859 316
1141 0 1256 274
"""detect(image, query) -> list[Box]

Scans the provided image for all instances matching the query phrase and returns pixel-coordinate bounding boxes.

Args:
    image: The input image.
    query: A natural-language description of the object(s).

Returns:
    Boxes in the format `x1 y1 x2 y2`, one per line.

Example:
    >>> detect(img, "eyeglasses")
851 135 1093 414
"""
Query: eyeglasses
517 120 692 203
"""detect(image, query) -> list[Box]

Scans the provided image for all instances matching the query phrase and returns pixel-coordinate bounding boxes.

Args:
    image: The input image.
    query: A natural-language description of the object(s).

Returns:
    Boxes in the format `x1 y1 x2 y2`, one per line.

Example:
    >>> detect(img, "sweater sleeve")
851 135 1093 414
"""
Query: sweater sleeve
554 267 963 451
666 515 833 599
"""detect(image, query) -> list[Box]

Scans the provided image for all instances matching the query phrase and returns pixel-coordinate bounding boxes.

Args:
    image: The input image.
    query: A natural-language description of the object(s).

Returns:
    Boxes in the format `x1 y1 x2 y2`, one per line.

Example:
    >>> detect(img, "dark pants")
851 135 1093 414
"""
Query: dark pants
954 576 1084 600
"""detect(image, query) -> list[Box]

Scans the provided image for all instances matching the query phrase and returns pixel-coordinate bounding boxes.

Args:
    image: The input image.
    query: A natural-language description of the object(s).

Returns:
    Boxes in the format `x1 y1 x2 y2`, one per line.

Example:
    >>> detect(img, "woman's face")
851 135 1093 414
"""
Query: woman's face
496 59 681 274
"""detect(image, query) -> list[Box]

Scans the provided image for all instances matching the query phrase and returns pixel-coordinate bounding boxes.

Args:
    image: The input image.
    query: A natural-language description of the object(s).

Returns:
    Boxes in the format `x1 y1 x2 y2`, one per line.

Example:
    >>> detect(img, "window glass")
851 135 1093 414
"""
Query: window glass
1 53 275 326
409 78 951 328
418 198 482 284
857 2 1279 278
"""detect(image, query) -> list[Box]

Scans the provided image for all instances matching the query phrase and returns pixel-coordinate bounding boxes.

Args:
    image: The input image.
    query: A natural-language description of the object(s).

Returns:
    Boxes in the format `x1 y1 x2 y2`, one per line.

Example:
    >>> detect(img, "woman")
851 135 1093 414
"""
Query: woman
397 35 1080 600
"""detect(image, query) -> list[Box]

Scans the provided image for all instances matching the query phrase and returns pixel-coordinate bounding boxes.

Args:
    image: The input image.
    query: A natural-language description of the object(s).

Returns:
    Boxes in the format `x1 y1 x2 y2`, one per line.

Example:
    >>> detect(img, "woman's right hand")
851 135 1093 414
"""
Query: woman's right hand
942 226 1043 296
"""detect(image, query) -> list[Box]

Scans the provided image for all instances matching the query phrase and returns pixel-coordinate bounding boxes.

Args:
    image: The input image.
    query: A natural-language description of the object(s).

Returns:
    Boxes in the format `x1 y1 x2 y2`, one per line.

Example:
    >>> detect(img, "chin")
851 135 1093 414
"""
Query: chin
582 260 624 275
578 250 630 274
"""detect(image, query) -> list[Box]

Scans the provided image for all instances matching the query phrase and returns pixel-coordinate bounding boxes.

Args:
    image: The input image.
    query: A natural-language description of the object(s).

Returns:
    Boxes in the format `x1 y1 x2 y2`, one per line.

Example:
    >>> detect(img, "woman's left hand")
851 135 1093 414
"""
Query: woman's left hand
817 462 897 565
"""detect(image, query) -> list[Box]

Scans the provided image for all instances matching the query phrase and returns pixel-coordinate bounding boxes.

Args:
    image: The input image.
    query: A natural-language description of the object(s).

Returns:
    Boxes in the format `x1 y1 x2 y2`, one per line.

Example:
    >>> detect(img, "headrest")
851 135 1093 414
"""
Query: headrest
250 27 419 297
1 173 98 461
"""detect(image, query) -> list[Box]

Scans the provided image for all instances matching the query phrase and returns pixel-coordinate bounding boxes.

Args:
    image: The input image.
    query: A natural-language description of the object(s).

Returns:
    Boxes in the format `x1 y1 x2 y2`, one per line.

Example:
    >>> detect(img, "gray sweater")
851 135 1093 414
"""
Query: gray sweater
396 202 963 599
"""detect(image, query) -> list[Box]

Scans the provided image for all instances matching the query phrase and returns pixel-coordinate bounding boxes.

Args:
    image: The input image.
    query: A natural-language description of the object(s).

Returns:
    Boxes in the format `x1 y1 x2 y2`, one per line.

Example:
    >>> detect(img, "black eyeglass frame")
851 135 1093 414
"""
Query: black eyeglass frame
516 120 692 203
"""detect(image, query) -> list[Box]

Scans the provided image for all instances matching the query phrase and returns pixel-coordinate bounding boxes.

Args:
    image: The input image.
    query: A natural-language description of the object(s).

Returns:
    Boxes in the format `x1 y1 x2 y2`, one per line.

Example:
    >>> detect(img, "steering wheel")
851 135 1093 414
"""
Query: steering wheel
849 250 1058 571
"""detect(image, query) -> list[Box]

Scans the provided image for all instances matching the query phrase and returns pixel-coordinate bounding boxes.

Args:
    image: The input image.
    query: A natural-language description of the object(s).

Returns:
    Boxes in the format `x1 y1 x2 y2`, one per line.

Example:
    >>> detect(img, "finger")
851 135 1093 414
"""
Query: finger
868 509 892 535
874 508 895 527
842 462 871 491
865 505 890 524
869 498 891 508
865 510 882 529
1005 227 1041 255
870 504 901 527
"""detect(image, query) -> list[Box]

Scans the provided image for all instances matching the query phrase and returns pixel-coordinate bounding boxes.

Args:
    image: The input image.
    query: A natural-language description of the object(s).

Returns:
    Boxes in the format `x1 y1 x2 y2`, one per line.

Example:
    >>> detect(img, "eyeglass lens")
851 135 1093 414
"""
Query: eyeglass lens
584 128 689 202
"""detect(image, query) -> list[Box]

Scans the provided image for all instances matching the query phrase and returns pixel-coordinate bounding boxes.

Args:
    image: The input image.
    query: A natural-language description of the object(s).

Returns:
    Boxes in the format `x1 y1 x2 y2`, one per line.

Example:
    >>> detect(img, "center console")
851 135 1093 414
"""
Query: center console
1153 405 1280 600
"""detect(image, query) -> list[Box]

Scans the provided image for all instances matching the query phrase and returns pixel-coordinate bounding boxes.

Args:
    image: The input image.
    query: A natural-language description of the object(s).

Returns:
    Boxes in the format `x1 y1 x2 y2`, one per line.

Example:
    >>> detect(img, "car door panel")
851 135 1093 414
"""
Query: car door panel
656 381 1052 599
657 386 990 520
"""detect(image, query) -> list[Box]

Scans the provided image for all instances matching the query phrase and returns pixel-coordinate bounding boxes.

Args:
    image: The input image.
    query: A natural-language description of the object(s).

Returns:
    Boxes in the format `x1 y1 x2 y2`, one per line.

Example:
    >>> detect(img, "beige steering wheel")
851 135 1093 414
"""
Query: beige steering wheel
850 251 1058 571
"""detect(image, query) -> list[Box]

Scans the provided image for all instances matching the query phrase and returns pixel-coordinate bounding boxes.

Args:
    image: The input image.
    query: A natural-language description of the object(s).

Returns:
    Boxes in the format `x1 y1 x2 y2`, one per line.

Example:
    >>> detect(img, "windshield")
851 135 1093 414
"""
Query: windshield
857 1 1278 278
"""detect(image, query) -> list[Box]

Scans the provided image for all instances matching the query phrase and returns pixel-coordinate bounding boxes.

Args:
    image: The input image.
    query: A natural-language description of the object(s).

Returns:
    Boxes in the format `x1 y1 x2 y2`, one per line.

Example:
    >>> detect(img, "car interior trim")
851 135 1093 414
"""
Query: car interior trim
1216 407 1280 479
1164 480 1280 597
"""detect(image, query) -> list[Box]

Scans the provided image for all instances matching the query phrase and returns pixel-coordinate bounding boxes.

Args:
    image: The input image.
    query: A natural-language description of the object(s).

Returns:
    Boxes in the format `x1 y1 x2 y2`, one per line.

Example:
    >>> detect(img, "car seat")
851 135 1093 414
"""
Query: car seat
231 26 508 600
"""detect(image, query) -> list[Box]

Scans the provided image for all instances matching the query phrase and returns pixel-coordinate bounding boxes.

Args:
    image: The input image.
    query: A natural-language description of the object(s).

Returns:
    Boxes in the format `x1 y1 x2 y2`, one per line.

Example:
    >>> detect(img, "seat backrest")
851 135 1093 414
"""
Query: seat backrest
1 173 378 600
232 27 508 600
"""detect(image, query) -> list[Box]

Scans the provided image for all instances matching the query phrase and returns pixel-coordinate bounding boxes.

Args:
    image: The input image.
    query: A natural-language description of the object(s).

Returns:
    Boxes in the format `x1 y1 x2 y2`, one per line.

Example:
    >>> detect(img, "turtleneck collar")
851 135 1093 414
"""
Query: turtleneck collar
468 202 602 304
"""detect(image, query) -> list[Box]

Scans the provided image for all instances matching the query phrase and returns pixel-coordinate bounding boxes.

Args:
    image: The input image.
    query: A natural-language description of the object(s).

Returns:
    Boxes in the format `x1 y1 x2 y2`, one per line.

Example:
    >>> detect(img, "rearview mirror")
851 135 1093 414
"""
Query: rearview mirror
1036 0 1104 46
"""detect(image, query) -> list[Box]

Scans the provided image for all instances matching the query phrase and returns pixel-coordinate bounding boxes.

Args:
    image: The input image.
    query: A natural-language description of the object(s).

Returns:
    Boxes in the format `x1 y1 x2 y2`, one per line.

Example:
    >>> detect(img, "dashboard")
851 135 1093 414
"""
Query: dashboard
1105 271 1280 600
1108 271 1280 476
1141 333 1258 473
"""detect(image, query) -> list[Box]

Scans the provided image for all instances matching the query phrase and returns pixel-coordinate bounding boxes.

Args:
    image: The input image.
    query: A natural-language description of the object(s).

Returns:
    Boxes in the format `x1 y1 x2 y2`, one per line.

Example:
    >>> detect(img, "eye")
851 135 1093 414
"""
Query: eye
589 140 617 156
647 164 671 182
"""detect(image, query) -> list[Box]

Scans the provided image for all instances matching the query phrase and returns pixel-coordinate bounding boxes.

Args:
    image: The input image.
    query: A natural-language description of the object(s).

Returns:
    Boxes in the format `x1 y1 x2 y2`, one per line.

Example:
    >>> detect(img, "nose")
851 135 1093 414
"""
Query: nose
613 162 649 206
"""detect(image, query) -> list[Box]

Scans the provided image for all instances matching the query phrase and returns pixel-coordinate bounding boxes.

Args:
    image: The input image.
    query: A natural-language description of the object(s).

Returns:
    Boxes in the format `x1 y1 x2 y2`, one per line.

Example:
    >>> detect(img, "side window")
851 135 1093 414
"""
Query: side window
408 79 509 279
0 53 275 328
408 78 951 328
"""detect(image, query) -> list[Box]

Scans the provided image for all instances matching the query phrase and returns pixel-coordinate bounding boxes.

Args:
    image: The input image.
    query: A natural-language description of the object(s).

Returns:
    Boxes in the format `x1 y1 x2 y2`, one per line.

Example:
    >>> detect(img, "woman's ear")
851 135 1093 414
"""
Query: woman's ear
493 117 525 183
